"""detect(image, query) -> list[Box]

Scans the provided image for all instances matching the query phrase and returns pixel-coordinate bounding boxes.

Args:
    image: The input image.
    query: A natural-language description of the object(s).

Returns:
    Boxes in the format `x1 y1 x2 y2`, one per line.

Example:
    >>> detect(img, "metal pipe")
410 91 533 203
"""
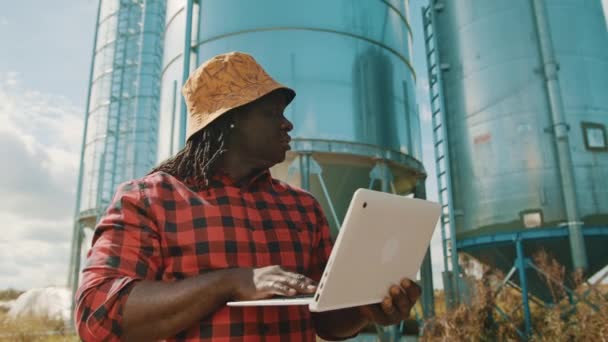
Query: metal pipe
494 305 526 340
415 181 436 318
316 173 341 229
515 238 532 337
169 80 177 155
380 161 390 193
375 161 392 342
195 0 202 67
178 0 194 149
403 81 413 154
69 0 103 326
70 224 83 325
299 153 311 191
531 0 588 271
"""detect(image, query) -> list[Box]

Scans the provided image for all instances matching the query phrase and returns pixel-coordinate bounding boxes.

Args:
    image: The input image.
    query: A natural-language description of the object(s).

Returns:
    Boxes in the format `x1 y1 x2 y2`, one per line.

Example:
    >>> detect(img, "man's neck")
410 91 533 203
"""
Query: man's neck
218 153 272 184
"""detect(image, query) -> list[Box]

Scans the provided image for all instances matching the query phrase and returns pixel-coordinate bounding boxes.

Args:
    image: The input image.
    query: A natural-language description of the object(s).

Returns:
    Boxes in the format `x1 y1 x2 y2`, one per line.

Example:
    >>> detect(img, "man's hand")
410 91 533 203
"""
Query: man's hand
228 265 317 301
358 278 421 326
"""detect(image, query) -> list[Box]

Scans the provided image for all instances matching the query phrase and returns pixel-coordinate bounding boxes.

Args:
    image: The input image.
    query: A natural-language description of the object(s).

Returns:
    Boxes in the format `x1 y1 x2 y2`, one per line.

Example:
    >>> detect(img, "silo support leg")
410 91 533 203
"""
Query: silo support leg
495 266 517 297
287 154 341 228
369 161 394 193
367 161 397 340
315 173 341 229
69 223 84 330
515 239 532 338
526 261 600 312
414 181 435 319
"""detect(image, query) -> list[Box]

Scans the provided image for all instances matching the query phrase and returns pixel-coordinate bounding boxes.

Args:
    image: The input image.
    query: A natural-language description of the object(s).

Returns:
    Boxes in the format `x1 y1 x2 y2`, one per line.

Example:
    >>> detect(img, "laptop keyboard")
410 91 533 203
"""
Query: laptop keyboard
274 294 314 299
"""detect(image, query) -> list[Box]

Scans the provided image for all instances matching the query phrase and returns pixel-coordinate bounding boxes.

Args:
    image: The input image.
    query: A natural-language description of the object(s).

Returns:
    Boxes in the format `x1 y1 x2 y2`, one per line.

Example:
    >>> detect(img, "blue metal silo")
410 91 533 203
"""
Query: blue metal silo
158 0 434 338
423 0 608 335
68 0 166 316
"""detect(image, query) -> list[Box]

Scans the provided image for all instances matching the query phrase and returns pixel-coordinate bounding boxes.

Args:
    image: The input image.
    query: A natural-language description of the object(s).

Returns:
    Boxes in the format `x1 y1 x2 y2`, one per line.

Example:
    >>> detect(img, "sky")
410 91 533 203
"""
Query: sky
0 1 607 291
0 0 97 289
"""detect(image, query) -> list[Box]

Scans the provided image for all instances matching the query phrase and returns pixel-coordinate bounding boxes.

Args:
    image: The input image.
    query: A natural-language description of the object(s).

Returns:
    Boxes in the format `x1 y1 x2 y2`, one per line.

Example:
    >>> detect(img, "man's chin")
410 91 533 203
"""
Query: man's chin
271 152 288 166
258 156 285 169
258 150 289 168
274 155 287 165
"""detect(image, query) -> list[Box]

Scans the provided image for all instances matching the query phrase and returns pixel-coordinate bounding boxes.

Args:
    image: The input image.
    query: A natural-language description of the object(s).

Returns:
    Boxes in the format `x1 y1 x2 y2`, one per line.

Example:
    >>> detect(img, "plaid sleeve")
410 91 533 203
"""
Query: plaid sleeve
308 199 335 282
74 180 162 342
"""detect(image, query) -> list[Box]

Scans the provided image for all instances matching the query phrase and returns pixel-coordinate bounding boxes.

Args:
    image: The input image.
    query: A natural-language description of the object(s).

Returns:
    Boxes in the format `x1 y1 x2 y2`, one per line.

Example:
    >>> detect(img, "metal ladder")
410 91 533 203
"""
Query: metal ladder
100 0 145 211
422 2 460 308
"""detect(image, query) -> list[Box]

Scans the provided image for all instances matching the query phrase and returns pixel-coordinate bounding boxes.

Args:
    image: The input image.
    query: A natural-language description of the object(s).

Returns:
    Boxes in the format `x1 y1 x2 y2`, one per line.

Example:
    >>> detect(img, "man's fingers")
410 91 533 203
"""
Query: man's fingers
390 285 410 315
368 303 392 325
365 280 421 326
254 266 316 297
284 277 315 292
381 295 396 315
266 275 314 295
284 271 315 285
263 280 296 296
282 271 317 292
400 278 421 304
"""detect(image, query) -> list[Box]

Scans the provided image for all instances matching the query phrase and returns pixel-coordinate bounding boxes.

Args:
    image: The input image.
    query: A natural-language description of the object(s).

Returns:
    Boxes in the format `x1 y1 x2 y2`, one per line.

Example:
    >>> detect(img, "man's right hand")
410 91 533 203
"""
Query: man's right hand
228 265 317 301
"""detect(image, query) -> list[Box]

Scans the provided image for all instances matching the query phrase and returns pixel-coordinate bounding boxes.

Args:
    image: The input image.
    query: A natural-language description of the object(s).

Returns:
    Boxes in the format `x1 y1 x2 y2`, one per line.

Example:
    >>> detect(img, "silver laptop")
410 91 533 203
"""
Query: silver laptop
227 188 441 312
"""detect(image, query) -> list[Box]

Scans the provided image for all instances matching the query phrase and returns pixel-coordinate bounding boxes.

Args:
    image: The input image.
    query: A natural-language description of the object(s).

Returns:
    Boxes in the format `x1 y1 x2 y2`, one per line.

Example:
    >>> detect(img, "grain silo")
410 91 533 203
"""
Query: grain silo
423 0 608 335
68 0 166 313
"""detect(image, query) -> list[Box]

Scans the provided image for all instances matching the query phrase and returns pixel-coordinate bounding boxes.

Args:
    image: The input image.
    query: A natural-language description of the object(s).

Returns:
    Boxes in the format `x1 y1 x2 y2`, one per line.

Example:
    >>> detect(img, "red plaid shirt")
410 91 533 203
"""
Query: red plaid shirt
75 170 334 341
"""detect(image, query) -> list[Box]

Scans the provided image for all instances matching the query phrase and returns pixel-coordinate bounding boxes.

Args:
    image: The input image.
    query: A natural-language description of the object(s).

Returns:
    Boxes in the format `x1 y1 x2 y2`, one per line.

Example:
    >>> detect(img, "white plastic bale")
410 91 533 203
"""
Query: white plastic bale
7 287 71 324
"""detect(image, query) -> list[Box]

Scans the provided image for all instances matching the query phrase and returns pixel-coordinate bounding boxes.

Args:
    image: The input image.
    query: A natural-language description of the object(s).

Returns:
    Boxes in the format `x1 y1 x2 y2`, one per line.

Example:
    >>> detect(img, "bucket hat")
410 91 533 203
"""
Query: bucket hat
182 51 295 141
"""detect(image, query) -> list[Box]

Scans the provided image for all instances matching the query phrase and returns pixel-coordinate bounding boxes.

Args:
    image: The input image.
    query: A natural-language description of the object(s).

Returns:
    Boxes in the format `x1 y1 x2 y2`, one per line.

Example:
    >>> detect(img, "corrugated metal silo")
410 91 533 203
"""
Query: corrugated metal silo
68 0 166 313
159 0 425 241
424 0 608 306
157 0 197 160
158 0 436 332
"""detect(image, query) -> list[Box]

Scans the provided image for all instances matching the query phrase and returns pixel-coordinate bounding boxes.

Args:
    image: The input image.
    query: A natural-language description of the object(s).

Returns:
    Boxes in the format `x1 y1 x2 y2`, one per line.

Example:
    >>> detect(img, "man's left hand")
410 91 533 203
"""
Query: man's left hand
358 278 421 326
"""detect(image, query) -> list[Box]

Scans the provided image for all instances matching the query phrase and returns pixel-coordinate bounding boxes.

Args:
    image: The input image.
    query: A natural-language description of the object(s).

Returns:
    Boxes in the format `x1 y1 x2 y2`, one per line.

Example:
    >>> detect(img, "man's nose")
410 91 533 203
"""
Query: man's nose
281 116 293 132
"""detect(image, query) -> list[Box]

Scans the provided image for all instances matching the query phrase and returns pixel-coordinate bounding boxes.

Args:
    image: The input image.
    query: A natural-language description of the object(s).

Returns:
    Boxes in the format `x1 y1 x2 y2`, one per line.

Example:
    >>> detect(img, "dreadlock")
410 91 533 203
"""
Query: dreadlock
149 111 235 188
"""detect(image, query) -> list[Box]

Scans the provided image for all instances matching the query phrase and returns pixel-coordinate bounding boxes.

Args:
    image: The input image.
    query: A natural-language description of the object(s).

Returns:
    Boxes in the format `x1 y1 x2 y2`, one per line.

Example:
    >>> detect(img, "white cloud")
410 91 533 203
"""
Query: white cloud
0 72 83 290
0 16 8 26
5 71 18 86
0 239 70 289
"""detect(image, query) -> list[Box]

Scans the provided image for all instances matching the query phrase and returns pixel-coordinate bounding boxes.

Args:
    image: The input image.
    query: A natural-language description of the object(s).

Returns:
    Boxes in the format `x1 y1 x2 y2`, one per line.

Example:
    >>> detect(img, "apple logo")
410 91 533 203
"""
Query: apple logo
381 239 399 264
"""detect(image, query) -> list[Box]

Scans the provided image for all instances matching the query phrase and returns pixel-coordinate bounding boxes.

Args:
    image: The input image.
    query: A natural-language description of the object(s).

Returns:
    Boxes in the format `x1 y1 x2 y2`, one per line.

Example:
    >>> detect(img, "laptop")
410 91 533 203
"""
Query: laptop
227 188 441 312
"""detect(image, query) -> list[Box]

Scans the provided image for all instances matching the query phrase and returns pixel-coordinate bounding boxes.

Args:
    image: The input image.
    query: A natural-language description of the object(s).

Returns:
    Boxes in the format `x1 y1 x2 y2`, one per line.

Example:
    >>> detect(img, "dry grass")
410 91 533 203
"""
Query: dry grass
0 289 77 342
1 254 606 342
421 251 608 341
0 289 23 302
0 311 78 342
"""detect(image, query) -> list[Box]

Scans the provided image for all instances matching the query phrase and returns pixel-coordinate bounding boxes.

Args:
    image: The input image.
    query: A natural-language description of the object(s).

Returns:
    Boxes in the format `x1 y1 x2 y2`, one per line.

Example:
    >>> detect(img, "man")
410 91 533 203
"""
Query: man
75 52 420 341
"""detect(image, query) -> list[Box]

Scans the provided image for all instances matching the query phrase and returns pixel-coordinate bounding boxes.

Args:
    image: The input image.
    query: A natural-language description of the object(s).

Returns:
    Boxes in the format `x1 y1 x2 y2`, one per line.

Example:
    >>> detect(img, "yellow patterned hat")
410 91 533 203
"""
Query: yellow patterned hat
182 52 295 141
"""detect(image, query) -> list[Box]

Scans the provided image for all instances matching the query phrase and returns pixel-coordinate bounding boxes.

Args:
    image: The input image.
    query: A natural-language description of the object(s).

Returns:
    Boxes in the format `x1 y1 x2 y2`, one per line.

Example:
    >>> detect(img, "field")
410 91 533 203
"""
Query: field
1 252 606 341
420 252 608 341
0 290 76 342
0 312 77 342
